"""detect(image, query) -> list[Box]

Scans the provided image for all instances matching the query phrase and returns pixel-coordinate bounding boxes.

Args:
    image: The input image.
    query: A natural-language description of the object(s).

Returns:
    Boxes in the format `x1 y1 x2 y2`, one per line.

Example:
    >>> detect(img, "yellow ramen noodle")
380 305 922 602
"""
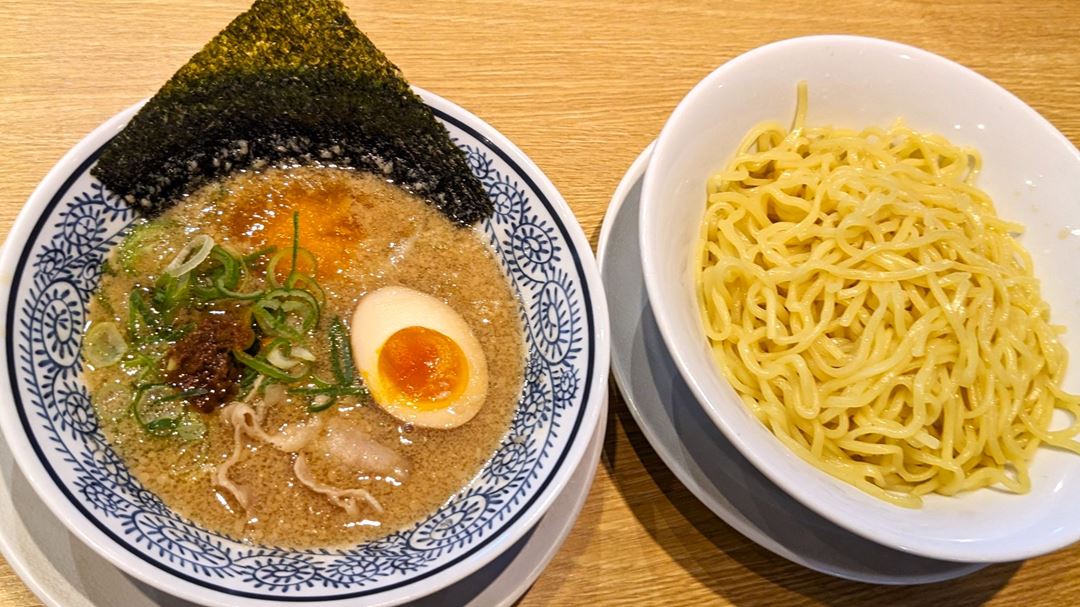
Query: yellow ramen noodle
695 84 1080 507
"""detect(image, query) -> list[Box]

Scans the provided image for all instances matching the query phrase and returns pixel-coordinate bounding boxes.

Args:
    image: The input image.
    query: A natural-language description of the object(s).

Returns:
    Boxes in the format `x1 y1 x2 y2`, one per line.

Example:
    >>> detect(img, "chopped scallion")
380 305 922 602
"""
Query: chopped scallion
83 321 128 368
164 234 215 277
328 317 354 385
232 349 309 382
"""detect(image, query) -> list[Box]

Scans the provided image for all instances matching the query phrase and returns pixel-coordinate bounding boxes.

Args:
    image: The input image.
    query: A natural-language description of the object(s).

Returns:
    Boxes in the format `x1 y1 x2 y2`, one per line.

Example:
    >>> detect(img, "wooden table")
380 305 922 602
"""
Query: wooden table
2 1 1079 605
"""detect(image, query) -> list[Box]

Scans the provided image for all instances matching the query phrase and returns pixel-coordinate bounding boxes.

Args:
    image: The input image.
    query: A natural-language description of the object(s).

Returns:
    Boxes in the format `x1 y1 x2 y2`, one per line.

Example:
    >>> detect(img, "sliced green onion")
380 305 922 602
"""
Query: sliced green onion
291 211 300 272
212 277 264 301
189 245 249 301
174 414 207 441
122 351 160 377
161 387 209 402
163 321 194 343
117 220 175 275
126 382 218 441
285 271 326 304
293 316 367 414
232 349 309 382
290 384 369 397
119 213 344 435
263 341 316 373
263 250 287 287
252 288 320 339
116 222 151 274
211 246 243 289
157 271 191 303
242 245 277 264
307 394 335 413
328 317 355 385
164 234 215 277
267 344 302 369
263 336 293 352
237 365 259 395
127 290 157 336
265 248 318 288
83 321 128 368
152 271 191 322
145 418 179 435
131 384 186 437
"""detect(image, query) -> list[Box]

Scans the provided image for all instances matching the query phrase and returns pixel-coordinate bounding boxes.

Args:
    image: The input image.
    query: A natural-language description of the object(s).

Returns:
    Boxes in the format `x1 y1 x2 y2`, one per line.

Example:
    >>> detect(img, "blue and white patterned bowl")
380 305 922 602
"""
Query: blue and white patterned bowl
0 87 609 606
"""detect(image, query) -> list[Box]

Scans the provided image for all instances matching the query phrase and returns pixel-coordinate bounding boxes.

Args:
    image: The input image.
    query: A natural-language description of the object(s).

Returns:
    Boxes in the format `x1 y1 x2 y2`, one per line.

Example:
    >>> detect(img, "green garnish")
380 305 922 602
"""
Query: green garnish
108 210 370 438
292 384 369 397
116 220 176 274
127 290 159 336
252 288 321 340
290 315 368 412
82 321 128 368
290 211 300 275
232 349 307 382
151 271 191 324
265 248 318 289
190 245 257 301
130 384 207 439
328 317 354 385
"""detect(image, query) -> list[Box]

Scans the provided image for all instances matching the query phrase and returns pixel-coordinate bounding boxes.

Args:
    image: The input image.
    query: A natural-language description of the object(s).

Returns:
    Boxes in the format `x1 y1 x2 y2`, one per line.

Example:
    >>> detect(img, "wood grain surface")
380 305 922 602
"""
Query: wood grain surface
2 1 1080 605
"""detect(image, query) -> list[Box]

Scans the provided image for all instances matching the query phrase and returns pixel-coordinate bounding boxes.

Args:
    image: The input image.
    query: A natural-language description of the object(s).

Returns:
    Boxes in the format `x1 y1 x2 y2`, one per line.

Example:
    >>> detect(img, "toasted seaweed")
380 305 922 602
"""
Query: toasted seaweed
91 0 492 225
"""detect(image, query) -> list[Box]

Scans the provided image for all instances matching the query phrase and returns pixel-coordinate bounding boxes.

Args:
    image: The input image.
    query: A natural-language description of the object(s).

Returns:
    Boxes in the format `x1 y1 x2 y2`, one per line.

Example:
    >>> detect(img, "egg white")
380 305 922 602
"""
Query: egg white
350 286 489 429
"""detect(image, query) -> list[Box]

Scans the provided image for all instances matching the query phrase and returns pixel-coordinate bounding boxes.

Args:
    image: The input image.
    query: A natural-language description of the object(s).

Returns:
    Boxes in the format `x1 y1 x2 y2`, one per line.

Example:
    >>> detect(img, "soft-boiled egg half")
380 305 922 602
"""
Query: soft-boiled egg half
350 286 488 429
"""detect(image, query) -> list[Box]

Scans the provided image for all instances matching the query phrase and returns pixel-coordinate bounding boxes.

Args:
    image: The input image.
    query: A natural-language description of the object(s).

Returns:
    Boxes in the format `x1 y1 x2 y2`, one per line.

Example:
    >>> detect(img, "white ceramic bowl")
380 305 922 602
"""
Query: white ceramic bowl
0 87 609 606
639 35 1080 563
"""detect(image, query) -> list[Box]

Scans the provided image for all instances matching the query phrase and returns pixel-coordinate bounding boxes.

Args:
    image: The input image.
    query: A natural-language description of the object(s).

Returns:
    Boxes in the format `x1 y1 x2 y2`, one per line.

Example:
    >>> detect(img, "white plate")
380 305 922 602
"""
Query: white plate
0 391 606 607
600 143 985 584
637 35 1080 562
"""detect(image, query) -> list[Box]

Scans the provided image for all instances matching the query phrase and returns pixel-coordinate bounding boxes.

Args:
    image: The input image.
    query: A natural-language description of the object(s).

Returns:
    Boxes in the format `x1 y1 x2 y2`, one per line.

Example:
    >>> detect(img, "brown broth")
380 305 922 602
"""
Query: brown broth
85 166 525 548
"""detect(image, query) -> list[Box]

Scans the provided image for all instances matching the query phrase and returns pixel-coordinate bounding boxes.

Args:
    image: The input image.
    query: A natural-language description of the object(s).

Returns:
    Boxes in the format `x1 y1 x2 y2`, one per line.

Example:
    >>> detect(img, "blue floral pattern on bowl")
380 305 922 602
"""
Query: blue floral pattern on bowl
3 101 597 602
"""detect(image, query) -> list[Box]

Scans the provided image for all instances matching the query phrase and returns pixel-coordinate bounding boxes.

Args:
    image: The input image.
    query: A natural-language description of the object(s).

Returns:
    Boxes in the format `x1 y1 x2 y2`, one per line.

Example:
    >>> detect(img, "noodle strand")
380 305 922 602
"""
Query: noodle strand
696 83 1080 507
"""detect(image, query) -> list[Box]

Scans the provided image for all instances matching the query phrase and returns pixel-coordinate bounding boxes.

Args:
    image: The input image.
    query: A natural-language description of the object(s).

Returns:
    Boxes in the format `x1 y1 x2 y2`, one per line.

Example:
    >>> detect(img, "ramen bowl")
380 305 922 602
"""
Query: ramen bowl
0 87 609 606
639 35 1080 562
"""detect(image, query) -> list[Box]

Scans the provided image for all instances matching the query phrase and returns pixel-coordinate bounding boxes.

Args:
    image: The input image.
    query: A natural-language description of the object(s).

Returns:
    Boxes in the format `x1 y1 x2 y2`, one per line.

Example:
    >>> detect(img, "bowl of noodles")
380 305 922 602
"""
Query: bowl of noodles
0 88 608 605
639 35 1080 562
0 2 608 604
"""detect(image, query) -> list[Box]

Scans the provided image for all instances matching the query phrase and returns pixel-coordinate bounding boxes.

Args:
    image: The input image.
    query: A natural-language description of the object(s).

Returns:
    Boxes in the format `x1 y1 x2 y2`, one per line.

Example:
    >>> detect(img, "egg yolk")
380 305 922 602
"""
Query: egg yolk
378 326 469 409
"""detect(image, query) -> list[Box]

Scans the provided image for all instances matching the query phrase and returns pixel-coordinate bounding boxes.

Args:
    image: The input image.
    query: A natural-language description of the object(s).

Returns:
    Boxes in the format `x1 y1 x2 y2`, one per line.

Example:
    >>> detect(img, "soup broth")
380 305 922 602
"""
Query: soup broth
85 166 525 548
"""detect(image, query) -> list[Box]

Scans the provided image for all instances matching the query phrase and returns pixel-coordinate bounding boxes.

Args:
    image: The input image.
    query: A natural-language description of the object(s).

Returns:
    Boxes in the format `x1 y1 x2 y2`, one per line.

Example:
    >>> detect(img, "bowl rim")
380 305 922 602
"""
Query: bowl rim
0 86 610 606
639 34 1080 562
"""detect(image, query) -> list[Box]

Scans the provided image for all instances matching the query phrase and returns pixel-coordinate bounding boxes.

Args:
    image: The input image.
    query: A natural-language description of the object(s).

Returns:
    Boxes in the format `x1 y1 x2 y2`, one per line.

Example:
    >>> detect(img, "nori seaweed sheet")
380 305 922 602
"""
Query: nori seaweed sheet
91 0 492 225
